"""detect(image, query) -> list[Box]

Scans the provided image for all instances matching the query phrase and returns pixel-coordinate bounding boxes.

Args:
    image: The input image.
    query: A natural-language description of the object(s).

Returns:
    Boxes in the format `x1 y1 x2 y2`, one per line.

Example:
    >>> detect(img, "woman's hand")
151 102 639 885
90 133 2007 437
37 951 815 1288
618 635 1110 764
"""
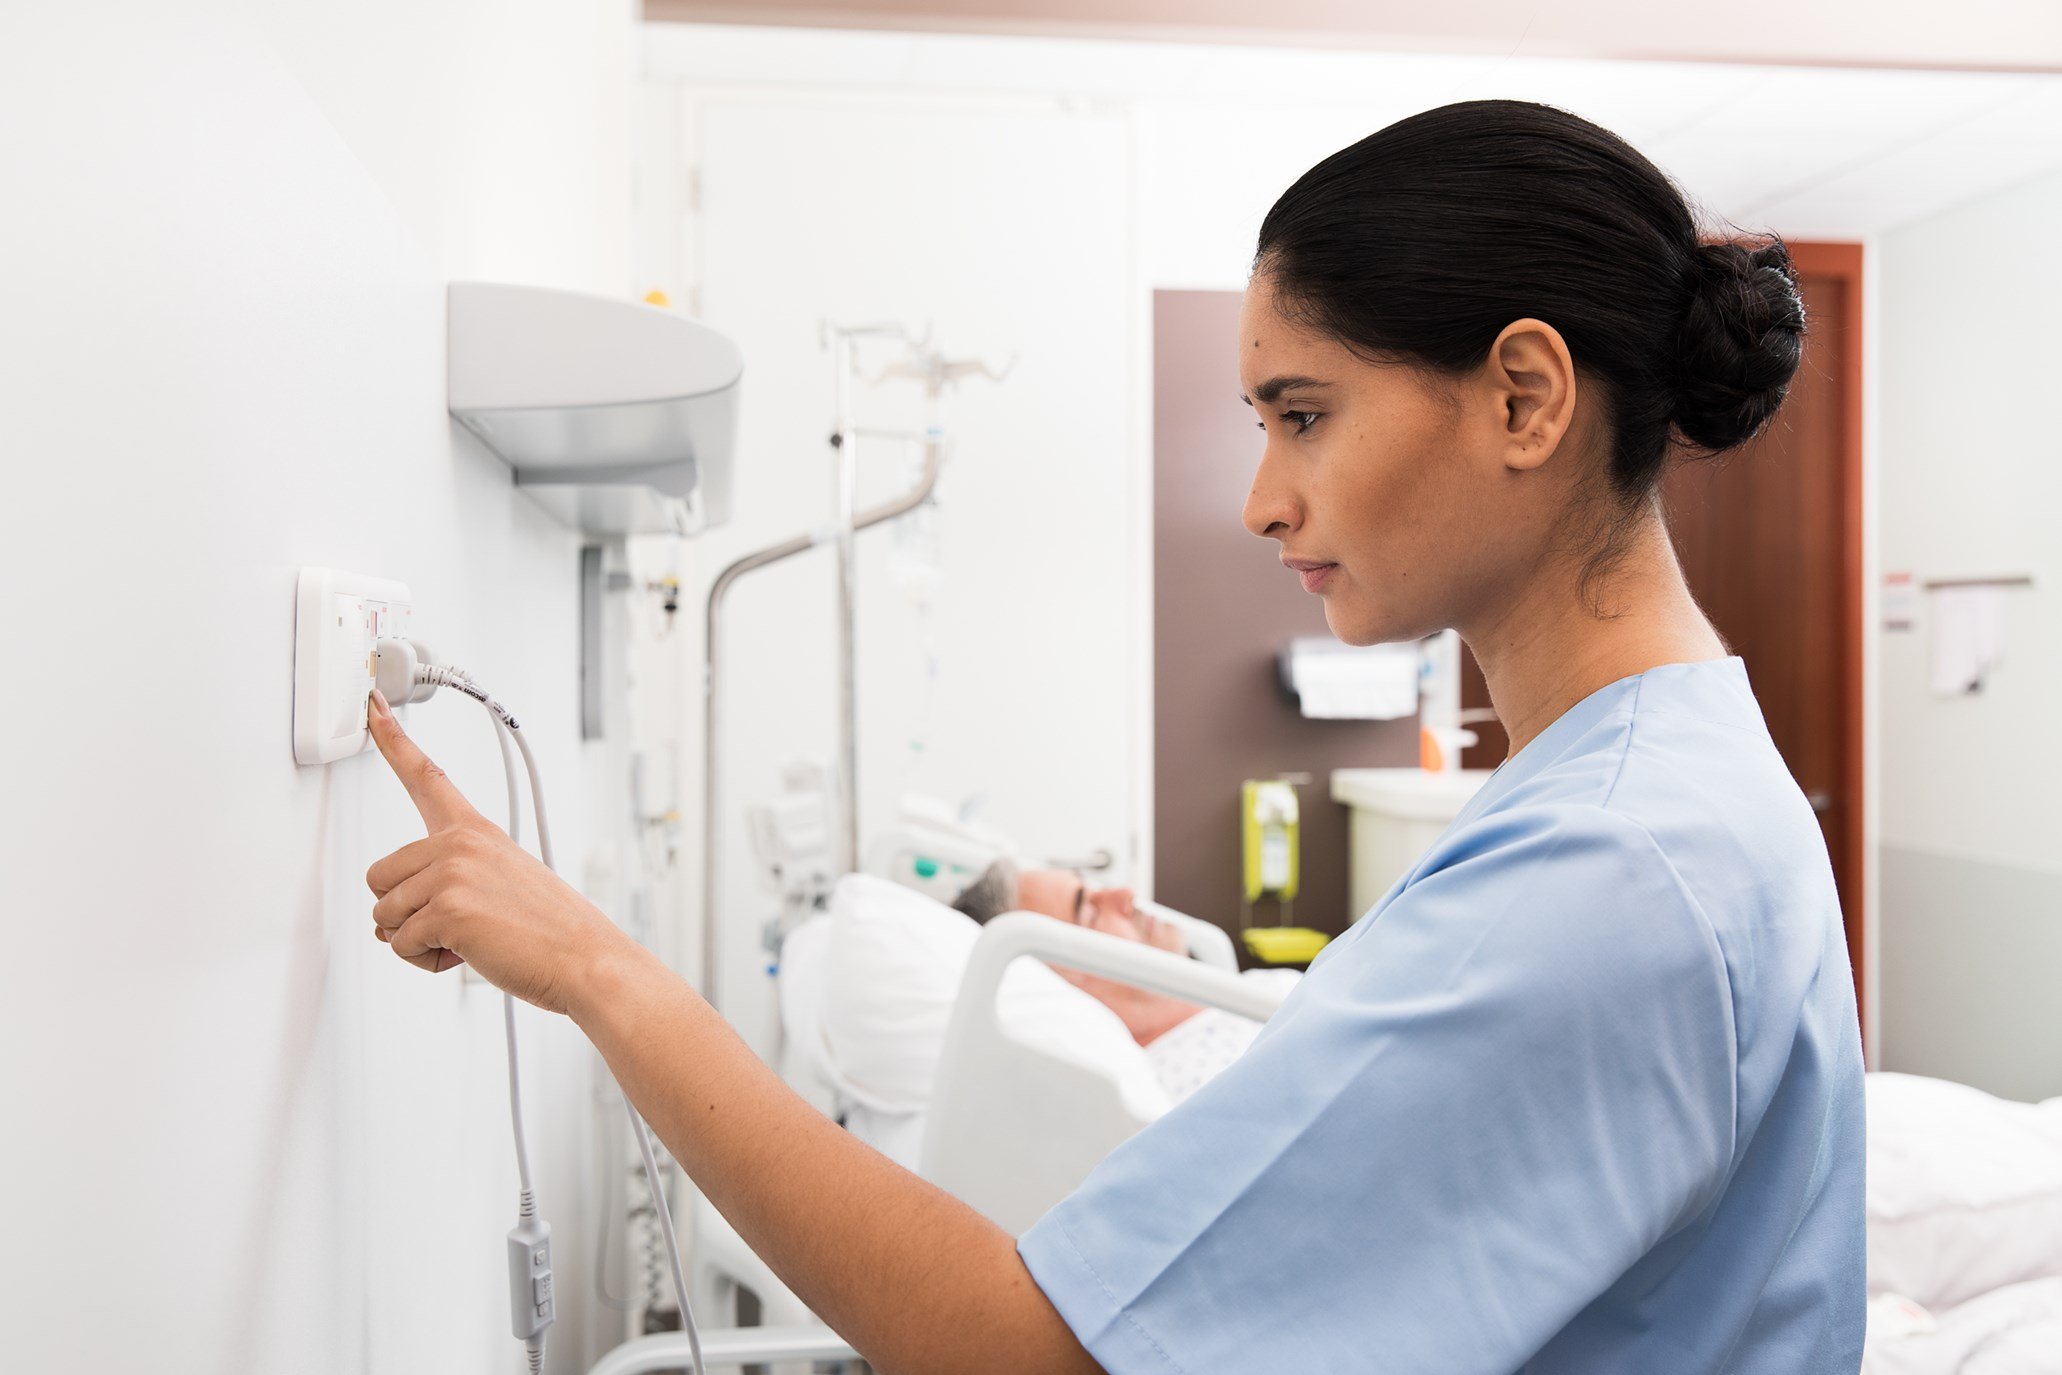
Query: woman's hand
362 691 644 1015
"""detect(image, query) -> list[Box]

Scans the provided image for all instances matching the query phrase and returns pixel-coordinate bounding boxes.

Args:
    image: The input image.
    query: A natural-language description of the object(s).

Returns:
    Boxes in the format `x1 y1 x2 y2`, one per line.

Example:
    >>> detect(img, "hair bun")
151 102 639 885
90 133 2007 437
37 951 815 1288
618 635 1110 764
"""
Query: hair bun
1673 238 1806 453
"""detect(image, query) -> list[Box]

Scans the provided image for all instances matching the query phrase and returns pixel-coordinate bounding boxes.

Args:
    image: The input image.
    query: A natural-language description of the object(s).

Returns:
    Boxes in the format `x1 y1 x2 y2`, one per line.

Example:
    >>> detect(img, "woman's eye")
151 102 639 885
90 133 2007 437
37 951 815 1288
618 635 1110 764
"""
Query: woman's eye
1283 410 1321 433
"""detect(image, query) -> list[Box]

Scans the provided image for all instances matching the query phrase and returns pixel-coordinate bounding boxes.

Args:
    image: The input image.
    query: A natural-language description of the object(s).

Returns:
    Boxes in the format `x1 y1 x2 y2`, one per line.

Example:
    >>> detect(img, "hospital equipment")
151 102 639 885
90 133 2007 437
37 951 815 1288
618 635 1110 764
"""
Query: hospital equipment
1240 777 1301 909
1238 776 1331 965
861 795 1019 907
699 326 1006 1012
746 763 840 938
447 282 743 537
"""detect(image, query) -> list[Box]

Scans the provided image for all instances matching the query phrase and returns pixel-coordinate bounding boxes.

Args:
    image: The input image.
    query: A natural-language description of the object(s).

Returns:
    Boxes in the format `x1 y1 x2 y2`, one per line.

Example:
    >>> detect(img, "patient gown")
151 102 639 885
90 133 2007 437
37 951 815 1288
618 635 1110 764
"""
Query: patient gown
1018 656 1866 1374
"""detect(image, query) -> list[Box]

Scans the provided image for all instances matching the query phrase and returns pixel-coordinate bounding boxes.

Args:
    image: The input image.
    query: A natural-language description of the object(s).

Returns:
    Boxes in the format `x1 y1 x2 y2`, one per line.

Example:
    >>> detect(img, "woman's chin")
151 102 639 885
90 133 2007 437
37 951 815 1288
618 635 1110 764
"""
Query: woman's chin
1321 600 1394 648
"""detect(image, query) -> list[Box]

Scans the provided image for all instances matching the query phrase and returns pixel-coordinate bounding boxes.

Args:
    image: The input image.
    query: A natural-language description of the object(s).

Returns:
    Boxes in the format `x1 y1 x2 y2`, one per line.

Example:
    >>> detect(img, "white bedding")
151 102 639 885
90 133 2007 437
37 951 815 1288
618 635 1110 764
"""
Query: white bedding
1865 1279 2062 1375
1865 1072 2062 1310
1142 970 1301 1102
1862 1073 2062 1375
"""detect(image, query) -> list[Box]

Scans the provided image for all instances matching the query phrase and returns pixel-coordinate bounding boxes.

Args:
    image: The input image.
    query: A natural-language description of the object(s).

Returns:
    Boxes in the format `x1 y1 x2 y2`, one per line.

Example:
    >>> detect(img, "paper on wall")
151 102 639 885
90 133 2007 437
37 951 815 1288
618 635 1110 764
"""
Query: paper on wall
1929 584 2007 696
1282 637 1419 719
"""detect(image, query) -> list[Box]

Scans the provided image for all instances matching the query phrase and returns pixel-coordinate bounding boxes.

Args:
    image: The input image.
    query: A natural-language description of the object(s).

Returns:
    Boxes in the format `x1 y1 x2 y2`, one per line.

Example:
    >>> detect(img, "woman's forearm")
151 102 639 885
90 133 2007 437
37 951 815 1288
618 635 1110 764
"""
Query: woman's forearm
570 942 1104 1375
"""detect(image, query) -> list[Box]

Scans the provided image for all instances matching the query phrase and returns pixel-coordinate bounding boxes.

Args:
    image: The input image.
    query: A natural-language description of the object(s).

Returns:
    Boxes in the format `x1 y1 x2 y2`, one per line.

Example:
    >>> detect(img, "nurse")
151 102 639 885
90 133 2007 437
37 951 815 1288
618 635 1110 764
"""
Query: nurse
364 98 1864 1372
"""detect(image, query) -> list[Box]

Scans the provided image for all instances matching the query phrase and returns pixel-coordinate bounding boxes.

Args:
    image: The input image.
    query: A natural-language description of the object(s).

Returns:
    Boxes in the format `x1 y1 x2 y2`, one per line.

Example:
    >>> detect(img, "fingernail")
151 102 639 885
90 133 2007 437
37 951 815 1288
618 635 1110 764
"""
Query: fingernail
369 689 393 721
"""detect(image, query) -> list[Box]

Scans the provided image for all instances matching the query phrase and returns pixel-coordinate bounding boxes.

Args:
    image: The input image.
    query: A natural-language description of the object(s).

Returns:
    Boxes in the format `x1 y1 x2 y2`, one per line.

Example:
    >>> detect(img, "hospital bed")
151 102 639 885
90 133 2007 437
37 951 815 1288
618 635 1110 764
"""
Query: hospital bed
589 897 1289 1374
924 908 1275 1233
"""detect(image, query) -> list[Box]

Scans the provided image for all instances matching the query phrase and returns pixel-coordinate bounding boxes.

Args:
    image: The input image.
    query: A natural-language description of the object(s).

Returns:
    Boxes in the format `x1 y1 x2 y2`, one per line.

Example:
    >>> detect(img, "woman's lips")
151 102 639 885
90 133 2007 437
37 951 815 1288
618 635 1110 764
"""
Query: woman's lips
1283 559 1337 593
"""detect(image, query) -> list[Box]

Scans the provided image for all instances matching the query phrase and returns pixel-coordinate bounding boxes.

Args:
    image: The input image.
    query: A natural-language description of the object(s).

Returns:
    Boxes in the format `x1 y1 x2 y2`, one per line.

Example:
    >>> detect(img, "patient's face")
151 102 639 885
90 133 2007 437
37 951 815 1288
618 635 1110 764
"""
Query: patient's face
1016 868 1090 924
1015 869 1147 940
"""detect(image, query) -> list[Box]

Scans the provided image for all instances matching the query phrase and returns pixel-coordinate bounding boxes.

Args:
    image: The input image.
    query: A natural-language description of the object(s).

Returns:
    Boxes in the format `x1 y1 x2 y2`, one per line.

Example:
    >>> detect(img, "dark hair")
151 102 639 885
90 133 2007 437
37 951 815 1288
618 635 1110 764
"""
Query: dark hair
1255 99 1805 502
950 857 1020 925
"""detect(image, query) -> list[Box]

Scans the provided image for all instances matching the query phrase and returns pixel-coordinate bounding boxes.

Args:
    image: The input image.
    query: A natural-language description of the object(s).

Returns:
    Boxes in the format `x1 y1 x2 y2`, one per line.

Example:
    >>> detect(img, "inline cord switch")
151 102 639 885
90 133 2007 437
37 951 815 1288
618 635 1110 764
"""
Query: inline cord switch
509 1199 554 1355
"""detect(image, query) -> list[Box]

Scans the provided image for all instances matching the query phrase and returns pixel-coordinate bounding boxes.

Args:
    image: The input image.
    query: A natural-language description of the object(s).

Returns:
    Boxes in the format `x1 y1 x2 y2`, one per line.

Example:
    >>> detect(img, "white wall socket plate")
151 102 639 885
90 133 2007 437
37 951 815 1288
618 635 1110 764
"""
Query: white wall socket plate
293 566 416 766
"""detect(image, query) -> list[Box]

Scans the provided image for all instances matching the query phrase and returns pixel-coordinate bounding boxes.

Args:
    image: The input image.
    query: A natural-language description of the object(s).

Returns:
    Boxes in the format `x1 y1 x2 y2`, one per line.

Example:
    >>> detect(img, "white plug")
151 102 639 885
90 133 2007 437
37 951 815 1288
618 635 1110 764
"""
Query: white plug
373 638 442 707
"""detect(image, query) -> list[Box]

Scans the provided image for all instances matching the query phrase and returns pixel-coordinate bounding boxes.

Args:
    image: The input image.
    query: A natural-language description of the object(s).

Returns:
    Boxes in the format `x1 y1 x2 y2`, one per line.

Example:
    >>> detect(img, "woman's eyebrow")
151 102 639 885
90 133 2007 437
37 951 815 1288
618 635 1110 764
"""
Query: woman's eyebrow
1241 375 1333 406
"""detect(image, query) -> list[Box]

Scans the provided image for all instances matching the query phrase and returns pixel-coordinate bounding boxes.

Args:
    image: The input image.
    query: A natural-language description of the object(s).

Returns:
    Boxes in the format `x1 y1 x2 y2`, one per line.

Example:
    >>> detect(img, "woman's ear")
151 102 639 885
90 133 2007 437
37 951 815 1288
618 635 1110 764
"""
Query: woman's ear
1486 318 1578 473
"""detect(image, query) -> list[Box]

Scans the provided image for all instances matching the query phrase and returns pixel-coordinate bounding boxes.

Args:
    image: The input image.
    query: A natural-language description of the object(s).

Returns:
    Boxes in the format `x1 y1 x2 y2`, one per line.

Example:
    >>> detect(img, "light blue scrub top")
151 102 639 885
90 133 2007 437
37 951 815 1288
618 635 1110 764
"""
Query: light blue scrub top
1019 657 1866 1373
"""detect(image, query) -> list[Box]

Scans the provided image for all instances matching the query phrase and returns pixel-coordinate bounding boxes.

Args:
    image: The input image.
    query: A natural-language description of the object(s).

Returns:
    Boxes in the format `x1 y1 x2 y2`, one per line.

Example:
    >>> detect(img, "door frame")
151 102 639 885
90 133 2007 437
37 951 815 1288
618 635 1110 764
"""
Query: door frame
1788 240 1868 1042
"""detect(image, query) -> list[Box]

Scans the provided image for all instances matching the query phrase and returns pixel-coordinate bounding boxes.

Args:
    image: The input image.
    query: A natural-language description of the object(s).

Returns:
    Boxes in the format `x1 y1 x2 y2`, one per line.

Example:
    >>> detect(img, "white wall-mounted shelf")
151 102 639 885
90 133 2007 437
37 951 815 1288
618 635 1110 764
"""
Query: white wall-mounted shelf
447 282 743 536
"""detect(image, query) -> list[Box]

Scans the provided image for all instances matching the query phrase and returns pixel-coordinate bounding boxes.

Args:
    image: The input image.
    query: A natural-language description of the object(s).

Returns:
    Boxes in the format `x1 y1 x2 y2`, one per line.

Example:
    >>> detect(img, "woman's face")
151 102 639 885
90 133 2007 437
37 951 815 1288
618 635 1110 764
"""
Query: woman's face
1238 272 1579 646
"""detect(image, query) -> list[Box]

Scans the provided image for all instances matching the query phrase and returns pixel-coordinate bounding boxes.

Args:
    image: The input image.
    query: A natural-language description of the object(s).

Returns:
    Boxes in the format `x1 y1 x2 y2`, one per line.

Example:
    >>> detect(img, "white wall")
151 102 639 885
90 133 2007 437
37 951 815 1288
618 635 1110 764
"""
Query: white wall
1877 166 2062 866
1873 164 2062 1097
0 5 634 1371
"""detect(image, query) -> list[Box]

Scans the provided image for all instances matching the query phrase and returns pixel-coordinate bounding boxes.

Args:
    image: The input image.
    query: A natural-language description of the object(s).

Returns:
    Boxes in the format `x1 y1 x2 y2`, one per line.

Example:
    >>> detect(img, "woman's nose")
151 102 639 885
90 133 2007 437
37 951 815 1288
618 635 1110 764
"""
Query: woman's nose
1241 451 1300 540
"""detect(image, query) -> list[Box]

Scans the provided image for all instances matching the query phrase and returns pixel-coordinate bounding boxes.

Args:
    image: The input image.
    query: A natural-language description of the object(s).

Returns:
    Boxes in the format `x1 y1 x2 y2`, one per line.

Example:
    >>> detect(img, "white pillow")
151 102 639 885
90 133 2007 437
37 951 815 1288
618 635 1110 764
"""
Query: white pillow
774 913 838 1099
1866 1072 2062 1310
816 873 1169 1122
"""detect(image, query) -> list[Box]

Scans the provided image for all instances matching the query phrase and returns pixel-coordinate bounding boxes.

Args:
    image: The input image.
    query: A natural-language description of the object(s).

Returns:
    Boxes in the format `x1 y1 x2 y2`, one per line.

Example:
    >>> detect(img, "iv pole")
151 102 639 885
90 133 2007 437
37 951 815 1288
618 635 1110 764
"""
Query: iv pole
697 325 1007 1012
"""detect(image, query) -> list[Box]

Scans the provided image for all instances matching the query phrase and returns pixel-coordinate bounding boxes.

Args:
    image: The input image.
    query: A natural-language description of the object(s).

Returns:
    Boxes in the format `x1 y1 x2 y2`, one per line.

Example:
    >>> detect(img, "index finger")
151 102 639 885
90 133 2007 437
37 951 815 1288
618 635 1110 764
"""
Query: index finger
366 690 481 831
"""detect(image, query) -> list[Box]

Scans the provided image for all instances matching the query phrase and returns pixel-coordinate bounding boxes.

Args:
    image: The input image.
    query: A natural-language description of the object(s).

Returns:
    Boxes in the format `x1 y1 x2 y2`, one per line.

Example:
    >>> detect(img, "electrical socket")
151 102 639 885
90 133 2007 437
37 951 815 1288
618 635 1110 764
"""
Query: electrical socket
293 567 417 765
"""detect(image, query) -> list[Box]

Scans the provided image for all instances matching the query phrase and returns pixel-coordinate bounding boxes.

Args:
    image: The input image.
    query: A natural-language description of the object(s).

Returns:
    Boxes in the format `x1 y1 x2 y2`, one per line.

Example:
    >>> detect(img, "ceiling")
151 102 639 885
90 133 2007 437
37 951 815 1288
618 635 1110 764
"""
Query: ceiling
643 23 2062 238
644 0 2062 74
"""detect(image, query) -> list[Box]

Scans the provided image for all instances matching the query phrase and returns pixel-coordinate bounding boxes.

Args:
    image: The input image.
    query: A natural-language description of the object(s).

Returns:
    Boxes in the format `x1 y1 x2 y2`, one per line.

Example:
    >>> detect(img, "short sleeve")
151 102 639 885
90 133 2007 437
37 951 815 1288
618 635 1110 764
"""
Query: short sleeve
1017 805 1739 1375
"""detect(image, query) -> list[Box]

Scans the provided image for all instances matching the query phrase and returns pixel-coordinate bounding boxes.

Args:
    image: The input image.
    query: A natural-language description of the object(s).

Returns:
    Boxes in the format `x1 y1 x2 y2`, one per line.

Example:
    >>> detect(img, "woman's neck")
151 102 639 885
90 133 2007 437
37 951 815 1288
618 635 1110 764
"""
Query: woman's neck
1462 511 1728 758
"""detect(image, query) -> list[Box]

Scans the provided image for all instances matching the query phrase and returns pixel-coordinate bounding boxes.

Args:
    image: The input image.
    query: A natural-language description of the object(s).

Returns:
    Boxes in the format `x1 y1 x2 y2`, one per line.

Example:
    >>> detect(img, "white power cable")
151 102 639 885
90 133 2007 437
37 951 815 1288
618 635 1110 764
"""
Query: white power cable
400 653 704 1375
487 710 537 1203
628 1102 705 1375
464 685 545 1372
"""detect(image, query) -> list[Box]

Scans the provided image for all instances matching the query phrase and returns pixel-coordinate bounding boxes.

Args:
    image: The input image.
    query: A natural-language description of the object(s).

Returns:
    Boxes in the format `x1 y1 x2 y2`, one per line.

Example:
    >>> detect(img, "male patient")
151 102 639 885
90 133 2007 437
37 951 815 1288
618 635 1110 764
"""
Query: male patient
948 859 1202 1046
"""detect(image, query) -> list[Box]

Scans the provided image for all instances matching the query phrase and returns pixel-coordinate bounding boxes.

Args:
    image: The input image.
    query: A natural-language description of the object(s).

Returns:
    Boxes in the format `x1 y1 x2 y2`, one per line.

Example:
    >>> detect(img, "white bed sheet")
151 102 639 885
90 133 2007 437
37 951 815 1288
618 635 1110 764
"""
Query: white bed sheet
1866 1072 2062 1311
1864 1277 2062 1375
